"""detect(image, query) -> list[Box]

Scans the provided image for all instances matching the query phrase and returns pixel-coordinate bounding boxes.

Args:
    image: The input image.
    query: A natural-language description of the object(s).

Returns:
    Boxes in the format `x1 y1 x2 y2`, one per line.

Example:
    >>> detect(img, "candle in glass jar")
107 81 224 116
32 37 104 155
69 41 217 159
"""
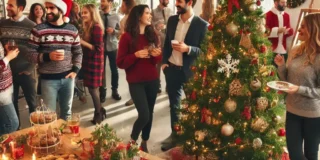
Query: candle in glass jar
32 153 36 160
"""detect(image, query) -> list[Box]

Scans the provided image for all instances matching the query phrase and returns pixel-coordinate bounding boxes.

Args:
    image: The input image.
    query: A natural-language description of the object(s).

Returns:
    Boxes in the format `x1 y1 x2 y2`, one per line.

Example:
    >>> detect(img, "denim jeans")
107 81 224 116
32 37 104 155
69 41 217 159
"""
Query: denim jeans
286 112 320 160
41 78 75 120
0 103 19 135
102 50 119 90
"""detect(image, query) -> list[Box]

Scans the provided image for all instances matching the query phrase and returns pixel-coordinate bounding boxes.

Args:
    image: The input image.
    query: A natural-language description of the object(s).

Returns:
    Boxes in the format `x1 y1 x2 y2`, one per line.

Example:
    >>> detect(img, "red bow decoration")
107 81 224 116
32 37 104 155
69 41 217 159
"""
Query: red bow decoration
228 0 240 14
201 107 212 123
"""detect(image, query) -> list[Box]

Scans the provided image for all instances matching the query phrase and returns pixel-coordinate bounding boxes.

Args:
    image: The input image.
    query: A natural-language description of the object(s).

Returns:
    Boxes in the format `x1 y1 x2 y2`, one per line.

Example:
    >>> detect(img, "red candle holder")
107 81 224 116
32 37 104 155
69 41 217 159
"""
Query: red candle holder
11 144 24 159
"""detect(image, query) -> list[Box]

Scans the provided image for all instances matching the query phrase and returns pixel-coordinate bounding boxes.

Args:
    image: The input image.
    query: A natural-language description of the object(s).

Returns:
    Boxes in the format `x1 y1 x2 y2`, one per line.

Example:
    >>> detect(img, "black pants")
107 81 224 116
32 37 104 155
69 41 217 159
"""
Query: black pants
13 74 36 120
163 65 186 132
129 79 159 141
102 50 119 90
286 112 320 160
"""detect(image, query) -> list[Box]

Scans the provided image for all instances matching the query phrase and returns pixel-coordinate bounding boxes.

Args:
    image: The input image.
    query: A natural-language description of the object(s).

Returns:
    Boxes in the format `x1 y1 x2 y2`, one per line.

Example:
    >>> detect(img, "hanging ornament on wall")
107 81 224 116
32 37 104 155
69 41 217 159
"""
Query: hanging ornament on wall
224 98 237 113
221 123 234 136
226 22 239 37
229 79 243 96
287 0 306 8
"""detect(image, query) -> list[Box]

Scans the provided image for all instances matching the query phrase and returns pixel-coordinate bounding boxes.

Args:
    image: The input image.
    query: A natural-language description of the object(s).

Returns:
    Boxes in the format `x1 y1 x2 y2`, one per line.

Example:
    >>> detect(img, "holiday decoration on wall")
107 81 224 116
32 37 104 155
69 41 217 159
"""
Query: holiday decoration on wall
287 0 306 8
177 0 286 159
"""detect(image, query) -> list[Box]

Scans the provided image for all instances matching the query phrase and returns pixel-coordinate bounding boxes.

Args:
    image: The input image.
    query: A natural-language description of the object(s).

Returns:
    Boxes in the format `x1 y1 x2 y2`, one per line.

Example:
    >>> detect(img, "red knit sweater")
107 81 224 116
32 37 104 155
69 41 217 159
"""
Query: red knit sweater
117 33 161 83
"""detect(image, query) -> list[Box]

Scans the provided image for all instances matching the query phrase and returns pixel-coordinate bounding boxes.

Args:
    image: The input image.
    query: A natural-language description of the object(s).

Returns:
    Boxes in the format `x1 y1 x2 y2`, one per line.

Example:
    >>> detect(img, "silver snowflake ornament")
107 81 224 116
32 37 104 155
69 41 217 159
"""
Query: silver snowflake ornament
217 54 240 78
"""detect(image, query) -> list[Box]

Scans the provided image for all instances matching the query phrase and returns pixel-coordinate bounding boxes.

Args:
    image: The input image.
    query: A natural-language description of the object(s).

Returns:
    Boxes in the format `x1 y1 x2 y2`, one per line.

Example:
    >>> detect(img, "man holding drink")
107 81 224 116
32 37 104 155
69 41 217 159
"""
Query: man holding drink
0 0 37 126
27 0 83 120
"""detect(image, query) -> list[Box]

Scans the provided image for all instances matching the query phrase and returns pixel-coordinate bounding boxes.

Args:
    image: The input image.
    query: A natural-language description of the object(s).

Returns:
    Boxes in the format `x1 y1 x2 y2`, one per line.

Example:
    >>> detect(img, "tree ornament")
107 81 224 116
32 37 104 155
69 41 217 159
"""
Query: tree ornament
245 0 256 4
258 24 266 33
256 0 261 6
269 71 275 76
211 138 221 145
256 97 269 111
174 124 181 131
239 33 253 49
212 118 221 125
249 4 257 11
207 43 217 60
271 98 279 107
191 66 197 72
191 90 197 100
201 107 213 125
221 123 234 136
228 0 240 14
188 104 199 113
259 65 270 76
250 79 261 91
202 67 207 82
217 54 240 78
181 114 189 121
226 22 238 37
251 117 269 132
213 96 221 103
195 130 207 141
208 24 214 31
273 115 282 123
229 79 243 96
235 137 242 145
224 98 237 113
278 128 286 136
260 44 268 53
214 13 227 24
241 106 251 120
252 138 263 149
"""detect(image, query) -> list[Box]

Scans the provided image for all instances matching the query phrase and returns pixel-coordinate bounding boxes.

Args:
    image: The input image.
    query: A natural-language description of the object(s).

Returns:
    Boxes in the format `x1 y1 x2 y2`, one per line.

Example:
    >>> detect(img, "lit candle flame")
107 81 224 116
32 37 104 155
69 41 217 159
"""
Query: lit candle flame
2 154 8 160
32 153 36 160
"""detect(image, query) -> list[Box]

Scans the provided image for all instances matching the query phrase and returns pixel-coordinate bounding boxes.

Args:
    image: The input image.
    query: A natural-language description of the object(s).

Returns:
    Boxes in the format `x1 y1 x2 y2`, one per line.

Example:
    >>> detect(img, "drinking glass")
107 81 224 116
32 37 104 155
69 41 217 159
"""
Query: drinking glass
67 113 80 137
7 40 17 51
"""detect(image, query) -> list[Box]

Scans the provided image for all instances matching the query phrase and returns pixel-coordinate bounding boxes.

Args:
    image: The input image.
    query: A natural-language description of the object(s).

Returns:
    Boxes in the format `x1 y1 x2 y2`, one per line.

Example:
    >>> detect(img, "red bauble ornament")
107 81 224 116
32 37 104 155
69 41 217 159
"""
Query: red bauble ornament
174 124 181 132
260 45 267 53
278 128 286 136
251 58 258 65
256 0 261 6
235 137 242 145
191 66 197 72
208 24 214 31
241 106 251 120
239 29 243 35
269 71 275 76
277 90 284 94
191 91 197 100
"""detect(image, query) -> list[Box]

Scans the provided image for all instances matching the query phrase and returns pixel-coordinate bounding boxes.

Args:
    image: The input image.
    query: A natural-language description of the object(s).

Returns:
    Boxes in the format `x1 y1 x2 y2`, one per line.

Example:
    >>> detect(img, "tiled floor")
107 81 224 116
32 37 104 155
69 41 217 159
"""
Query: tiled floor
18 65 172 156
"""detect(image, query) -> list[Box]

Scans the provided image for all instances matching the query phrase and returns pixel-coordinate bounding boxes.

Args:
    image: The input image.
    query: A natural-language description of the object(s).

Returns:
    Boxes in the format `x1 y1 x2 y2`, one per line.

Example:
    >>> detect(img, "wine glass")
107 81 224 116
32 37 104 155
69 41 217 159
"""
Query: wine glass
7 40 17 51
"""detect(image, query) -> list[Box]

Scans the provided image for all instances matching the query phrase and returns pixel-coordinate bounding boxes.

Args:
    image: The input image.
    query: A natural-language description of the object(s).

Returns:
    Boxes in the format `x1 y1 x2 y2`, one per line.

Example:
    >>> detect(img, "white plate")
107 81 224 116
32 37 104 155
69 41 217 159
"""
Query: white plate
267 81 293 91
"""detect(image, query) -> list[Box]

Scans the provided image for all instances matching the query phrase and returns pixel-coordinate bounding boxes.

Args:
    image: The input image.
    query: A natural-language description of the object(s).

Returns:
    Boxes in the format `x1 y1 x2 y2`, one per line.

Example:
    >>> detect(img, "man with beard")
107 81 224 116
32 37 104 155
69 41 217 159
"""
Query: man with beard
161 0 207 151
152 0 173 94
0 0 36 127
266 0 293 64
99 0 121 103
26 0 83 120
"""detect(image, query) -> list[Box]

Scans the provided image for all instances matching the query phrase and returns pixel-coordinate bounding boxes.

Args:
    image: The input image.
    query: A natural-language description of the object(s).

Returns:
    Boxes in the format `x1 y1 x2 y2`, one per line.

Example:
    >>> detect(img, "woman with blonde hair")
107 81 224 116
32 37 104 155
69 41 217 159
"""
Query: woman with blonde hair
80 4 106 124
274 13 320 160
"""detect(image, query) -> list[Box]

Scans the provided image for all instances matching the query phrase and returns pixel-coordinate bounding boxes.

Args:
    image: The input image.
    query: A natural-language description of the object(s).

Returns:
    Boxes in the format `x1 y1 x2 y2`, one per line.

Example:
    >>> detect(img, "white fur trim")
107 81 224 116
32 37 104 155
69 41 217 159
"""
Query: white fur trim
45 0 67 15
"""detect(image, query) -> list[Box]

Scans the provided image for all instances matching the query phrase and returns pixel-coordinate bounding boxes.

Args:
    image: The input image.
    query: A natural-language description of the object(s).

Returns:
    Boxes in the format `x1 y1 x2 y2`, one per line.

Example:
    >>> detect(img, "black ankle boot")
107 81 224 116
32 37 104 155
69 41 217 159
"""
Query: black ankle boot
112 90 121 100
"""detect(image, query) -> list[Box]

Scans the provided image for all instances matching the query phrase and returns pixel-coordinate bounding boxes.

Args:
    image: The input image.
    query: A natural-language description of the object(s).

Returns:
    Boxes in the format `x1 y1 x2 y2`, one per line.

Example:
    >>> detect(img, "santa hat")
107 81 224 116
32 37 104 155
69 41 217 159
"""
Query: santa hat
45 0 72 23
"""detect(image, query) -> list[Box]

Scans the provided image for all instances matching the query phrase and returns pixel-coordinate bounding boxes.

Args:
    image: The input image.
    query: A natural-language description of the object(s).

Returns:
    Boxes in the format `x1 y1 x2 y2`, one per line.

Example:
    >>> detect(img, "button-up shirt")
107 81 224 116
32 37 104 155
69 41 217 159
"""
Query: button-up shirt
168 14 194 66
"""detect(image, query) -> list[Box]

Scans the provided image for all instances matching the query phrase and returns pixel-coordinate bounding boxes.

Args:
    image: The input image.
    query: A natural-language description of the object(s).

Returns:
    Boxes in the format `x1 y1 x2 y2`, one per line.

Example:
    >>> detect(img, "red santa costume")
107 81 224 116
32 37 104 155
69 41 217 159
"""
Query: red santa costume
266 7 294 54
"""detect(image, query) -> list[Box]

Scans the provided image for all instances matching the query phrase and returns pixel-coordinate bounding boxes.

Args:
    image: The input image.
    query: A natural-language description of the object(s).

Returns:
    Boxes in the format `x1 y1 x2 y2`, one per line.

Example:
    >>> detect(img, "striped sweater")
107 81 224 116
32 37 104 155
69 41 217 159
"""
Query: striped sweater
0 43 13 106
27 22 83 79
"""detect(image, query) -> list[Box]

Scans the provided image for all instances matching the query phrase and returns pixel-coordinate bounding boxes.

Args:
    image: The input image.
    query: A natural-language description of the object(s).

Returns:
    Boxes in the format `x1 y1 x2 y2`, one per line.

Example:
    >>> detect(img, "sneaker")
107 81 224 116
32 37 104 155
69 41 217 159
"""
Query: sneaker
125 99 134 106
112 90 122 100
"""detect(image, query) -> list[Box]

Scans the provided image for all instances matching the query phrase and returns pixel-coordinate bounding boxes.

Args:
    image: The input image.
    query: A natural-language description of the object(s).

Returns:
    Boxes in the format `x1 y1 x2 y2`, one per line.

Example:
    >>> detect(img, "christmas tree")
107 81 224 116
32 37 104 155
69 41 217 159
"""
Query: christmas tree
176 0 287 159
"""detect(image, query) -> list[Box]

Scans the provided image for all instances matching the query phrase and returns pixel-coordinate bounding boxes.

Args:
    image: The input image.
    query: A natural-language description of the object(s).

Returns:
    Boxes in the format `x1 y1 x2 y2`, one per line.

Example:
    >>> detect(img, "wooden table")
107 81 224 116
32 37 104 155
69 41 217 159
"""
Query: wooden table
6 119 163 160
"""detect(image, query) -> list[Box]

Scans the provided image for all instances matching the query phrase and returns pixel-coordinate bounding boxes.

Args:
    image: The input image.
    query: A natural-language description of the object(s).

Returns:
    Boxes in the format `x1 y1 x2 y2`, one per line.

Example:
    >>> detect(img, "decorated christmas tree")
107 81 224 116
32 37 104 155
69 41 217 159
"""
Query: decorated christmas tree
176 0 287 159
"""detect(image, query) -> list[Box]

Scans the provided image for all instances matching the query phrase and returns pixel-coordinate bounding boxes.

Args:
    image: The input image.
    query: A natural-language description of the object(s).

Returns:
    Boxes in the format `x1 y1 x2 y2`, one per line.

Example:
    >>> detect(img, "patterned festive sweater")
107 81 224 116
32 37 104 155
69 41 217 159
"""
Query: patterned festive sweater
0 17 36 75
0 43 13 106
27 22 83 79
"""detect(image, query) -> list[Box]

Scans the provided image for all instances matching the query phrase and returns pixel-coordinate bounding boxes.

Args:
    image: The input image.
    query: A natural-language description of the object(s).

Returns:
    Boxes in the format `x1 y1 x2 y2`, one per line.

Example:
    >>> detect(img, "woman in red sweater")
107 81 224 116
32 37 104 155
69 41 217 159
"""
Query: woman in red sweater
117 4 162 153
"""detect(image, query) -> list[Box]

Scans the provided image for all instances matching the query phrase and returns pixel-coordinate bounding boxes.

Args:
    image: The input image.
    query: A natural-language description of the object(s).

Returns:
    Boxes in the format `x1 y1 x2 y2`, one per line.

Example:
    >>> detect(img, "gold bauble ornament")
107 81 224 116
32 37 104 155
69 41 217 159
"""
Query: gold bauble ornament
273 115 282 123
252 138 263 149
256 97 269 111
249 4 257 11
226 22 238 37
224 98 237 113
250 79 261 91
195 130 207 141
251 117 269 132
188 104 199 113
239 33 253 49
229 79 243 96
221 123 234 136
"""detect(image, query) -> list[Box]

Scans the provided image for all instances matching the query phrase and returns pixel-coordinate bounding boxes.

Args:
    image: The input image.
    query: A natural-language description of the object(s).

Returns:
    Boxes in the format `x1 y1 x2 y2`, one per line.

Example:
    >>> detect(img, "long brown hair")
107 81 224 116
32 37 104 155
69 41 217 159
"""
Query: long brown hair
125 5 159 50
291 13 320 65
28 3 45 24
81 4 105 41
